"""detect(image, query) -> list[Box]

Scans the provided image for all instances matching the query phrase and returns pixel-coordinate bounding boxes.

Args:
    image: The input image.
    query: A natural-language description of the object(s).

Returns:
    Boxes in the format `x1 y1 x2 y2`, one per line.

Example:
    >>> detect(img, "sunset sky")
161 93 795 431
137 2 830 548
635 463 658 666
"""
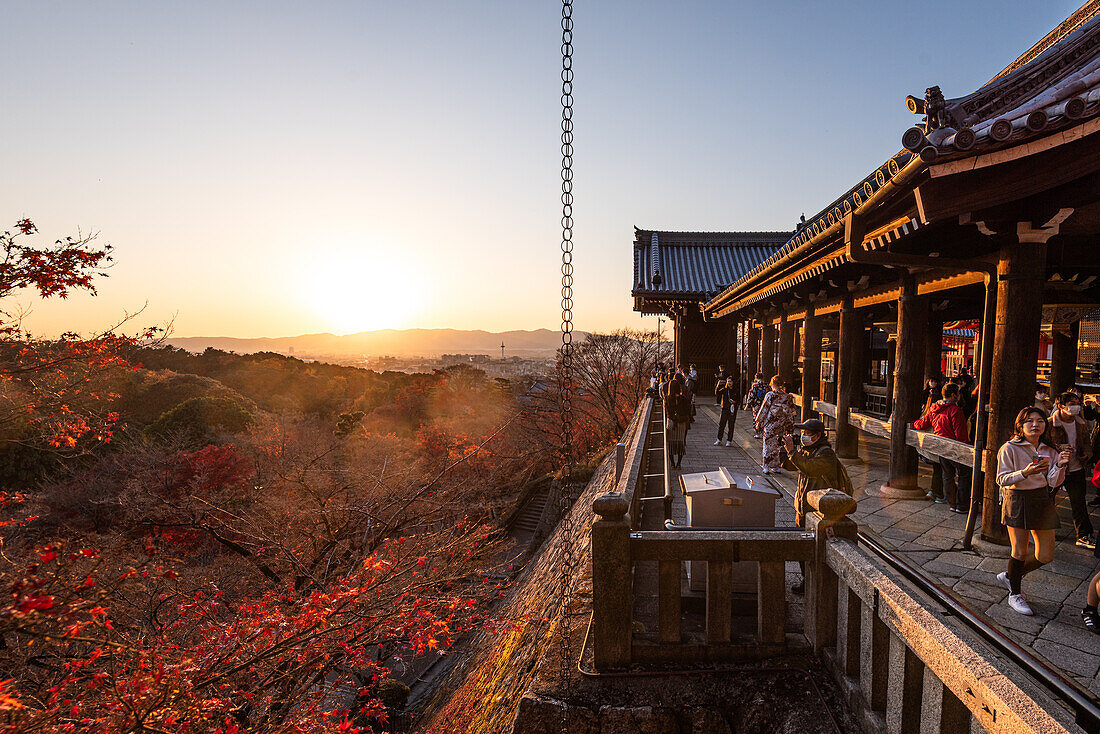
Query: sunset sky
2 2 1083 338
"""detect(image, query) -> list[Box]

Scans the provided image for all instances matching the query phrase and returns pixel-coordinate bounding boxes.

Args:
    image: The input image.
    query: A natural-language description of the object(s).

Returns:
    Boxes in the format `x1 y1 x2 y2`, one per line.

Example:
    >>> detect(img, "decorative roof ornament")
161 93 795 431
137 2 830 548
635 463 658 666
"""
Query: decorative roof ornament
650 232 662 286
902 86 957 160
923 86 951 132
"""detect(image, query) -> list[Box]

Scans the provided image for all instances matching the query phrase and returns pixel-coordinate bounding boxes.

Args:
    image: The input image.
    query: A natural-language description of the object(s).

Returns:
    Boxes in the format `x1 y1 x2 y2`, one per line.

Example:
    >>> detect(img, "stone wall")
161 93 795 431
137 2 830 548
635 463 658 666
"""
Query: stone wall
418 426 625 732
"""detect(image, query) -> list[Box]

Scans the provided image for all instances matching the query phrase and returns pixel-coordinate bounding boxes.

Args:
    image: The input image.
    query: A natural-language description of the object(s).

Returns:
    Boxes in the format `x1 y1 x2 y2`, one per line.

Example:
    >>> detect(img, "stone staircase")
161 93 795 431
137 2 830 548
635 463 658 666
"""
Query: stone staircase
509 485 550 537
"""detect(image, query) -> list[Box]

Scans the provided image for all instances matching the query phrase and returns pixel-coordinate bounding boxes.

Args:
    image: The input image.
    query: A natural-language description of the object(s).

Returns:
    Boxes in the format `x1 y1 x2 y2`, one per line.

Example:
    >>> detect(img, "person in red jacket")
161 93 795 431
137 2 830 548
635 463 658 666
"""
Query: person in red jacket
913 383 972 514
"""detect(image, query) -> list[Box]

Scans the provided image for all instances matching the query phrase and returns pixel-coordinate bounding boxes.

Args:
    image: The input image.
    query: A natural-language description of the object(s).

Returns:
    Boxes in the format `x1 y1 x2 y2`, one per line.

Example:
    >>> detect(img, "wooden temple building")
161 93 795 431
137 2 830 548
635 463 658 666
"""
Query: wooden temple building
632 228 790 391
634 2 1100 543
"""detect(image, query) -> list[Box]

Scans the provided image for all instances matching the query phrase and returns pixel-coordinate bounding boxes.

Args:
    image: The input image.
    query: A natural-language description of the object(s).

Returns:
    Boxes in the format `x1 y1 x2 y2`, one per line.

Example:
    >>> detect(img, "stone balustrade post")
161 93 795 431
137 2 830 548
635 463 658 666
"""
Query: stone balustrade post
591 492 631 671
803 489 857 653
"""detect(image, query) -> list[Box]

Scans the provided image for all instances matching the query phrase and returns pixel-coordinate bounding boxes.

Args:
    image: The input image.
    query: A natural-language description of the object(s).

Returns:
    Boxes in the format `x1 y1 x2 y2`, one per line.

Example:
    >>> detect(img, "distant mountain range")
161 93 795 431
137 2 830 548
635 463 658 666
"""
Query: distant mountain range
167 328 584 358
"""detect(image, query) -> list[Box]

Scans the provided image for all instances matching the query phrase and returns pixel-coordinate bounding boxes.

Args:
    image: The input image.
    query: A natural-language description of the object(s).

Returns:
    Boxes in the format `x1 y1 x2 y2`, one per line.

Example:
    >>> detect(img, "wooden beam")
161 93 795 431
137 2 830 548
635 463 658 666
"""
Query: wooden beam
930 117 1100 179
853 284 902 310
915 270 985 296
906 429 975 467
848 411 891 439
918 121 1100 222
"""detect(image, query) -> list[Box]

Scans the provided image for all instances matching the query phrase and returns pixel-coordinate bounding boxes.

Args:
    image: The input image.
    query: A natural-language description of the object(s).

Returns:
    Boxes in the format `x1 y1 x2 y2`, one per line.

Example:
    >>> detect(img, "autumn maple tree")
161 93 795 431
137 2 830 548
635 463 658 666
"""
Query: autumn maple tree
0 221 513 733
0 219 143 453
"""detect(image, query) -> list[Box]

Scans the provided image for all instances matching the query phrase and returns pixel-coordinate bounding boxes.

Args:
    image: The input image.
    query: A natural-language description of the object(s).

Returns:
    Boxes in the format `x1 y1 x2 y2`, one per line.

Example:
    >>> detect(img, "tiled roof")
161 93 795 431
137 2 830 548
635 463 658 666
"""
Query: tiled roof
632 229 788 304
704 3 1100 319
944 329 977 339
929 9 1100 160
987 0 1100 84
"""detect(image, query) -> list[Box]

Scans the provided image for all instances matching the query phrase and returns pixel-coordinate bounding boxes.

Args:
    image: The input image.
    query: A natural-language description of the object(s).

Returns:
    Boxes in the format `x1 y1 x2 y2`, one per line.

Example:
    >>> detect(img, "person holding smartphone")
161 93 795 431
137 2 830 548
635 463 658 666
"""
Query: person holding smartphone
995 407 1072 615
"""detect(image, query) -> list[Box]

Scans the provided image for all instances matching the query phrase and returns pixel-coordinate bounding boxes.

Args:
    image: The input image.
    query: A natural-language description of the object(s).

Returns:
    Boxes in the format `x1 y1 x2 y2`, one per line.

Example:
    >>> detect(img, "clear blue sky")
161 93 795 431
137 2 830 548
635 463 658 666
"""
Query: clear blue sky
0 1 1083 337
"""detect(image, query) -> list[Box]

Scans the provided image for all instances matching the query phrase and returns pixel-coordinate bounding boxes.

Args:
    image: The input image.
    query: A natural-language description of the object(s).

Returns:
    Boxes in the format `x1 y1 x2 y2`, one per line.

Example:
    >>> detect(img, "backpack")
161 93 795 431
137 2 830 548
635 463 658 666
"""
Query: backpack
835 458 854 497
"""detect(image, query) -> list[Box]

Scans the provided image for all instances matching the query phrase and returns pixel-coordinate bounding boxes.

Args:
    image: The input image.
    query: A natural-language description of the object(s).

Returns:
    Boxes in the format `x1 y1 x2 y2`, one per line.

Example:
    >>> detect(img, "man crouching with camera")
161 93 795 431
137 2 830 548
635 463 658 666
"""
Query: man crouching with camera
781 418 852 594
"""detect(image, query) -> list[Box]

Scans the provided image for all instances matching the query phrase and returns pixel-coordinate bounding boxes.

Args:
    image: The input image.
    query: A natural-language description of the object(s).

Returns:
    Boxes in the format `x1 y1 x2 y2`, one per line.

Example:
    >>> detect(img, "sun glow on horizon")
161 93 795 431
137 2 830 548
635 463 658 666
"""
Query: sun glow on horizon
300 246 421 335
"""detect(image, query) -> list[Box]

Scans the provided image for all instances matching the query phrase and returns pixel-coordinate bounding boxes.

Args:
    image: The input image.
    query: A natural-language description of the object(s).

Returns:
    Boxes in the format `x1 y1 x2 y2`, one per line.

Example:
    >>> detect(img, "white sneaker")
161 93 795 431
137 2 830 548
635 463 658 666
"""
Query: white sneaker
762 467 771 474
996 571 1012 593
713 439 720 445
725 440 731 447
1007 593 1033 616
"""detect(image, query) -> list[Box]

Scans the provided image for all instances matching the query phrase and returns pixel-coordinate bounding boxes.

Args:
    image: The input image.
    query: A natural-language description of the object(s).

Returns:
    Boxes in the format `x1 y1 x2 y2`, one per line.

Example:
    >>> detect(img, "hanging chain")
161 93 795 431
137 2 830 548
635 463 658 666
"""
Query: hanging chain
555 0 577 719
559 4 575 478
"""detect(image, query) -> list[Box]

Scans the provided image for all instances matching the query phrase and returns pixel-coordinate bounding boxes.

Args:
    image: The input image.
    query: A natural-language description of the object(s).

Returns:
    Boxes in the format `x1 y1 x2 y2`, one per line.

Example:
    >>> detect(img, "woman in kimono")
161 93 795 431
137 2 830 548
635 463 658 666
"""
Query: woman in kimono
754 376 796 474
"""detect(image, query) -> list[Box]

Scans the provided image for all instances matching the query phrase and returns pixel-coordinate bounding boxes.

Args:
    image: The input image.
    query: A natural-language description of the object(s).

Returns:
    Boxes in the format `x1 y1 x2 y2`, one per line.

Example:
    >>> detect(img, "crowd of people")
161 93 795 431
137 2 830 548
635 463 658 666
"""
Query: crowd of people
651 362 824 479
649 363 700 468
915 369 1100 623
652 359 1100 628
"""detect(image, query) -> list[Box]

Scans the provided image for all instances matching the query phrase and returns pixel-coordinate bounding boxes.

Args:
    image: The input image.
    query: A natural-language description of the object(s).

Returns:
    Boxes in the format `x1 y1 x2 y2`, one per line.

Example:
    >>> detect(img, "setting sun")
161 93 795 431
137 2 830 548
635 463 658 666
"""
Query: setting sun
300 246 419 334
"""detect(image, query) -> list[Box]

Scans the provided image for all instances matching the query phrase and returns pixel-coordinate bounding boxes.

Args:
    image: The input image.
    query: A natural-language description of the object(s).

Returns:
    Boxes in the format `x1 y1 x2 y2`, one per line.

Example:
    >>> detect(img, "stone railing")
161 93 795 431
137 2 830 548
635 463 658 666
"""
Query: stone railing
591 461 1078 731
815 400 975 468
812 526 1076 731
591 491 816 670
617 395 655 528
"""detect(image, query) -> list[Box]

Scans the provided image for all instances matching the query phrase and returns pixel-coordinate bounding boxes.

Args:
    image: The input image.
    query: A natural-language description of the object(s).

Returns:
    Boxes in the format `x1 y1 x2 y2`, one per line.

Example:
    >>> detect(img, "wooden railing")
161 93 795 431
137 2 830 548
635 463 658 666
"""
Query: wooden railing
814 400 975 468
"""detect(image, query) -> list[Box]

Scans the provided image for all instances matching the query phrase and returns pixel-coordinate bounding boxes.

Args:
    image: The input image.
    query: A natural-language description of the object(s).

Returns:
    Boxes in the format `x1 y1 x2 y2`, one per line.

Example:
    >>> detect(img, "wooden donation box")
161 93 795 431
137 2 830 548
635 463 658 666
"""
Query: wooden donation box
680 467 780 594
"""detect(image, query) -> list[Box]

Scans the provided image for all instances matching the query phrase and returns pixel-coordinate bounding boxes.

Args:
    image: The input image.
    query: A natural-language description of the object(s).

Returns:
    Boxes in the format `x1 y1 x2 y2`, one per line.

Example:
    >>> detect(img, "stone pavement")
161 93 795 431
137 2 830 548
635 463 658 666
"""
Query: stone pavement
676 399 1100 696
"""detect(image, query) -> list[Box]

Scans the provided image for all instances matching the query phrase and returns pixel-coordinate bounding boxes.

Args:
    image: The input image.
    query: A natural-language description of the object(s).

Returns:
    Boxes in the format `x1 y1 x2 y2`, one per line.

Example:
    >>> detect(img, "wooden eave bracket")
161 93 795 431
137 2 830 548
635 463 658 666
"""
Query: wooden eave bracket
1017 208 1074 243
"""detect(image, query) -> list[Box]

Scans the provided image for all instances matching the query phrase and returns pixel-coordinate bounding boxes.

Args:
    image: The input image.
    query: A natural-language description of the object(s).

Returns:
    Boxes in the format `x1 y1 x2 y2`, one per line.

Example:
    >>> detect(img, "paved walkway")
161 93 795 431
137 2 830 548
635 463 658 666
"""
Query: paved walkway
676 400 1100 696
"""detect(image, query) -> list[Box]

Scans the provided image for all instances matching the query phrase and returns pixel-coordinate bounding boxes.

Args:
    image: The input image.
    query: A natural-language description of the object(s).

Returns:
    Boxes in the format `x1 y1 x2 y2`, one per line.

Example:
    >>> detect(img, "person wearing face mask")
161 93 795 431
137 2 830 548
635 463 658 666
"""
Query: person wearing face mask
913 383 971 514
781 418 853 594
1035 383 1053 415
1047 392 1095 548
996 407 1072 615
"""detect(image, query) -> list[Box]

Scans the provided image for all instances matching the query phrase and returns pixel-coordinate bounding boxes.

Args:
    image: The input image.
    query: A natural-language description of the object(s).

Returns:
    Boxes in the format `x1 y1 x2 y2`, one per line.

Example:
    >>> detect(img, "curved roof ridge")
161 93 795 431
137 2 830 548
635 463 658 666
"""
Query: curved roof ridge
634 227 792 237
988 0 1100 85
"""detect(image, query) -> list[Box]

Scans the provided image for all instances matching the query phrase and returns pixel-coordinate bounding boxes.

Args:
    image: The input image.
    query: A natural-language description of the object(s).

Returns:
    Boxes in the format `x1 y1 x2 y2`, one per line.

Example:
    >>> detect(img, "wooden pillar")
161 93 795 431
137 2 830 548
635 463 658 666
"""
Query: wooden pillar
885 335 897 416
836 298 864 459
882 276 927 498
668 312 677 367
778 317 796 386
748 323 761 379
1050 320 1080 395
802 309 822 420
983 241 1048 542
724 321 738 383
924 312 945 384
760 323 776 380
